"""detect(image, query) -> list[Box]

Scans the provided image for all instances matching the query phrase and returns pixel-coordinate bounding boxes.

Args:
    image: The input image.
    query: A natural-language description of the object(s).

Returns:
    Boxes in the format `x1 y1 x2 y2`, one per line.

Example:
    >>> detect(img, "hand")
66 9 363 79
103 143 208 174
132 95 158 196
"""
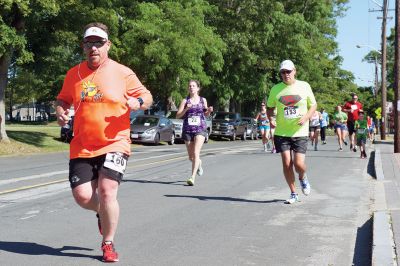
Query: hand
185 103 193 110
57 109 71 127
127 97 140 111
298 116 307 126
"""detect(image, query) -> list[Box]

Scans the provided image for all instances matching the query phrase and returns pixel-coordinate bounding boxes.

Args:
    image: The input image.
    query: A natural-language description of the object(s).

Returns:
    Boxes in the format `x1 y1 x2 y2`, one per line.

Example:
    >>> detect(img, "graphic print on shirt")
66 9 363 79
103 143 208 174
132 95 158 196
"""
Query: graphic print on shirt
81 80 104 102
279 95 302 120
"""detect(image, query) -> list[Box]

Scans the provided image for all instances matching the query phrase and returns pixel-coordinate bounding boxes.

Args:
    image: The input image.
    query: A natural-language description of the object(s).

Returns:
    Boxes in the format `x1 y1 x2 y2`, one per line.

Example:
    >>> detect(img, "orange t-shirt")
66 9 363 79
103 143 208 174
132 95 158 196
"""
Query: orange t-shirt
57 59 150 159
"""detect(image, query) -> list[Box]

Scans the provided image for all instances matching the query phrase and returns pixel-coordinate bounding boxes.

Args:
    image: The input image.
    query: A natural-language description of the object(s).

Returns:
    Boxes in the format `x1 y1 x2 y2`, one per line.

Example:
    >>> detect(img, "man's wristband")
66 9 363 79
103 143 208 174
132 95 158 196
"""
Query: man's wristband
137 97 144 106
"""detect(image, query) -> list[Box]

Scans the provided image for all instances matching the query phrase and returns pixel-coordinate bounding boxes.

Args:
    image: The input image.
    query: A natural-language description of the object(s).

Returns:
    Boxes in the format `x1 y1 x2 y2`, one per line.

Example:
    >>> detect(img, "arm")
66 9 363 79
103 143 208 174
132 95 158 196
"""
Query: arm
202 98 213 117
55 99 72 127
176 99 189 119
298 104 317 126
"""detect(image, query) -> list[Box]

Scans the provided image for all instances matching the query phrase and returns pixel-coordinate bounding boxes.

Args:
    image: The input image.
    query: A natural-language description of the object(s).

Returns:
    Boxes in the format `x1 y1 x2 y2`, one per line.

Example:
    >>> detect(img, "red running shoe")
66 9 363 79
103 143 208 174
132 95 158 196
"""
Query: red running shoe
96 213 102 235
102 241 119 262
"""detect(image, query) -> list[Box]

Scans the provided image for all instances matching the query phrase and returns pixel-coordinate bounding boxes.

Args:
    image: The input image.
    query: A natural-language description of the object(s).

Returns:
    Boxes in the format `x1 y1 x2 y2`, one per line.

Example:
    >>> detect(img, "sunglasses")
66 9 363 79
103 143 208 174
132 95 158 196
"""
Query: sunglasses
83 40 107 49
280 70 293 75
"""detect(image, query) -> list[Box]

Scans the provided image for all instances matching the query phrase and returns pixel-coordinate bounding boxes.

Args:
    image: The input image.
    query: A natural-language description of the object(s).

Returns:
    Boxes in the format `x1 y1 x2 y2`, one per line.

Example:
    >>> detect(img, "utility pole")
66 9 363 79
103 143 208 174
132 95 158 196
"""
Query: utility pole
395 0 400 153
370 0 392 140
380 0 388 140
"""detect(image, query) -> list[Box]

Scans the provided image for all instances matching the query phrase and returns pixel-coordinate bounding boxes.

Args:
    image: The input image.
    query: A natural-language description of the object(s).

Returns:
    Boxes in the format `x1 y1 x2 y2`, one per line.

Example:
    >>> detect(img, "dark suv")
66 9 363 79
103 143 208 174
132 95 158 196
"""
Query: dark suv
210 112 247 141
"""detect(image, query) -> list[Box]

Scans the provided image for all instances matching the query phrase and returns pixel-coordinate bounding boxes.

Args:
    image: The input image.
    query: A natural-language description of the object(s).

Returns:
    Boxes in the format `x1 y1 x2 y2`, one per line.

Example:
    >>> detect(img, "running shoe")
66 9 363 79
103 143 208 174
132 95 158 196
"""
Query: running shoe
187 177 195 186
338 147 343 151
102 241 119 262
197 162 203 176
314 145 318 151
96 213 102 235
300 176 311 196
353 146 357 152
263 144 267 152
363 151 368 158
344 141 348 146
271 148 276 153
323 141 327 144
285 193 299 204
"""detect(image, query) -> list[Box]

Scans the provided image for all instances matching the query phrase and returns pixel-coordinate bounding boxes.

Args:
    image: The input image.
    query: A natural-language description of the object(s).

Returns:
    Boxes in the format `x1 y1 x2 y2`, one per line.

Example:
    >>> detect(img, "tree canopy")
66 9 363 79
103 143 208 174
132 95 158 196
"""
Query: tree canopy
1 0 382 142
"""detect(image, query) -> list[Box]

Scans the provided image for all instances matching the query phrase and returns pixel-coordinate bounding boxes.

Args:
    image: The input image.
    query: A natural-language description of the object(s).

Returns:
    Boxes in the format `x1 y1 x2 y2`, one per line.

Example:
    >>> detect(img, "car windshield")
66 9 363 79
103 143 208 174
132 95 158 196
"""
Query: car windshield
214 113 236 120
133 117 159 127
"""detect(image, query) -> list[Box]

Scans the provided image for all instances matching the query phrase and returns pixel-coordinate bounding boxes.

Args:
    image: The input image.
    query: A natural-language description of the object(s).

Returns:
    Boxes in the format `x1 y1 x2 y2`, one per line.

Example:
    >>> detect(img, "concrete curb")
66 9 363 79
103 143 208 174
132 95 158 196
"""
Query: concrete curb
372 147 398 265
375 149 385 180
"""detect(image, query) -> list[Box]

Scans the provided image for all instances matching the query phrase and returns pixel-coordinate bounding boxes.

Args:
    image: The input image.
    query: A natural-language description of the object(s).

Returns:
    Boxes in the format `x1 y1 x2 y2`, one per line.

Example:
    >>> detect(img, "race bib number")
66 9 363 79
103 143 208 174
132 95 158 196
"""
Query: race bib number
357 128 366 134
188 115 201 126
284 106 299 119
104 152 127 174
351 104 358 112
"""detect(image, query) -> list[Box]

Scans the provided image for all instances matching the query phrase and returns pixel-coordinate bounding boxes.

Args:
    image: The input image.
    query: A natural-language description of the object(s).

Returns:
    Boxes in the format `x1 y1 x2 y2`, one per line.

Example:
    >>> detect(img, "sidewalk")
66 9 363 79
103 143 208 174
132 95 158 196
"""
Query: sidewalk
372 137 400 265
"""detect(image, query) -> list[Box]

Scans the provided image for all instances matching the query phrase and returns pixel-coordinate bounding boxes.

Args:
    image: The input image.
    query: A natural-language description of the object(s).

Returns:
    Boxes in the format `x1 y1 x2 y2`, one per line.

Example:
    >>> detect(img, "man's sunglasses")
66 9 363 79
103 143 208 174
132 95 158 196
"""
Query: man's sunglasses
83 40 107 49
280 70 293 75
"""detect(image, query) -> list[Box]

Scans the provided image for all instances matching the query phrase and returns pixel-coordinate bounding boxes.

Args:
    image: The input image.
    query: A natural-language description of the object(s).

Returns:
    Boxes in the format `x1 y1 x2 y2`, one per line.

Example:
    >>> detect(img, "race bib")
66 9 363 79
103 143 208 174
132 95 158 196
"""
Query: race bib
357 128 366 134
284 106 299 119
351 104 358 112
188 115 201 126
104 152 127 174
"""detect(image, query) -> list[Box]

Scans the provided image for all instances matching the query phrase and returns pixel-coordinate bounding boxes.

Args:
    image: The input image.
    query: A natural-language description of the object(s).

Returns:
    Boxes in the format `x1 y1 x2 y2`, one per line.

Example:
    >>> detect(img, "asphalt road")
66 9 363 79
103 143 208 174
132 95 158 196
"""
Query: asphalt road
0 137 373 266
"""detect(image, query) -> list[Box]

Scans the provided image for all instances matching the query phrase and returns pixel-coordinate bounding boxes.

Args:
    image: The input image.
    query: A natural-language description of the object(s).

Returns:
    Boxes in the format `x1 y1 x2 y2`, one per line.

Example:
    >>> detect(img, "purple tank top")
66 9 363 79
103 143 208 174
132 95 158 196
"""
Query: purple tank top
183 97 207 133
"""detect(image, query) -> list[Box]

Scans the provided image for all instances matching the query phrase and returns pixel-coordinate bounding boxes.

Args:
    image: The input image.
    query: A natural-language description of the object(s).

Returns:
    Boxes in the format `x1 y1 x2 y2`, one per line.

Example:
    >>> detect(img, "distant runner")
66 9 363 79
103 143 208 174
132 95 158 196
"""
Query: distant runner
255 102 271 152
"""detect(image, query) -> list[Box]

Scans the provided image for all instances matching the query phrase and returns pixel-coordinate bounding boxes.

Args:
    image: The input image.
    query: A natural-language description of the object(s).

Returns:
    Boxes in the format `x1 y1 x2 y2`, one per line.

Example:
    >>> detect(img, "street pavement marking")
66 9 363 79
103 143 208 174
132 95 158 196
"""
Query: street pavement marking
0 143 261 196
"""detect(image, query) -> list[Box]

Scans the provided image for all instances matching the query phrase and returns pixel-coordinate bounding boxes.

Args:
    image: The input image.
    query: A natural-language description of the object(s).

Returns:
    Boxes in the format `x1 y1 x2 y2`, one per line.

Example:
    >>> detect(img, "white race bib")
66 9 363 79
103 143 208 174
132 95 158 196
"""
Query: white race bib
284 106 299 119
357 128 366 134
188 115 201 126
104 152 127 174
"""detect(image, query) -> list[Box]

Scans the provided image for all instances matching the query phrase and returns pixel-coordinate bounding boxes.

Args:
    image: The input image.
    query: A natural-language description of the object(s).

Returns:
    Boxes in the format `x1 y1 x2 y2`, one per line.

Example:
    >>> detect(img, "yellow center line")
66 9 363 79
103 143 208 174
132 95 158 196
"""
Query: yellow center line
0 155 188 196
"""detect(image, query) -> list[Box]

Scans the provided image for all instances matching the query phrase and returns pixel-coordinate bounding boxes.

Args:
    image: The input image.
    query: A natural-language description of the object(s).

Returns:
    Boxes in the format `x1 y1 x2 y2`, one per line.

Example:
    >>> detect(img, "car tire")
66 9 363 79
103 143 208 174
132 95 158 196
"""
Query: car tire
154 133 160 145
168 133 175 145
230 131 236 141
205 130 210 143
241 130 246 141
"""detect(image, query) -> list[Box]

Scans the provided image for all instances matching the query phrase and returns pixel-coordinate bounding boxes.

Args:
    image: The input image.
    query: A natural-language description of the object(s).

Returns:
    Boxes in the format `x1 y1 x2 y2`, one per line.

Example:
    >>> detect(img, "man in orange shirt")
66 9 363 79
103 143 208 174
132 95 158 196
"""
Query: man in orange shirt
56 22 152 263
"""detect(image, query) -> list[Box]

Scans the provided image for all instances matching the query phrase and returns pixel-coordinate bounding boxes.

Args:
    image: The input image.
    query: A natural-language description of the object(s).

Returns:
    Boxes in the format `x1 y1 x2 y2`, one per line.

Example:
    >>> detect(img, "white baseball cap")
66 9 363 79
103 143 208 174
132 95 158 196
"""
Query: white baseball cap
83 27 108 40
279 60 295 71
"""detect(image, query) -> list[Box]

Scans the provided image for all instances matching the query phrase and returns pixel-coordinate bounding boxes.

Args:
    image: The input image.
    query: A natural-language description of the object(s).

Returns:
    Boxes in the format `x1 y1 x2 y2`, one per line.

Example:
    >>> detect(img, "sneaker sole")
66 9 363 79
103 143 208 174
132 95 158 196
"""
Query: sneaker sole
187 180 194 186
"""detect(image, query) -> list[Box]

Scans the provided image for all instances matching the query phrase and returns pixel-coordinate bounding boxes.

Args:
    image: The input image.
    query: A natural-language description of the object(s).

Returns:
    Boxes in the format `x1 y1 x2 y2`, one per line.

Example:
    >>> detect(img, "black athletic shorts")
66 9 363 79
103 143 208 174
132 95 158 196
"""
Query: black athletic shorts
274 136 308 154
68 153 128 189
347 120 356 135
182 131 208 142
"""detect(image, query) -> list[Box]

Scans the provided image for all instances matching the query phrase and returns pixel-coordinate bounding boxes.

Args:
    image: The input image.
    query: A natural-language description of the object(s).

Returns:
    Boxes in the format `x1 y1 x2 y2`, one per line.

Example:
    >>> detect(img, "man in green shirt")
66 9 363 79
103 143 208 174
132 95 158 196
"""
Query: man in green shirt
355 110 368 159
267 60 317 204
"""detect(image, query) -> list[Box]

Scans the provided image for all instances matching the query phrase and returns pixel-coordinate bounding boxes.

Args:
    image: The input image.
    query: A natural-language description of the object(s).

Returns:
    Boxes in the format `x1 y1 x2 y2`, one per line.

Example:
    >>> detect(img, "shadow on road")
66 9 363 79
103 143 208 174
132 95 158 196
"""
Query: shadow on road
164 194 285 204
352 217 373 266
0 241 99 260
123 179 187 186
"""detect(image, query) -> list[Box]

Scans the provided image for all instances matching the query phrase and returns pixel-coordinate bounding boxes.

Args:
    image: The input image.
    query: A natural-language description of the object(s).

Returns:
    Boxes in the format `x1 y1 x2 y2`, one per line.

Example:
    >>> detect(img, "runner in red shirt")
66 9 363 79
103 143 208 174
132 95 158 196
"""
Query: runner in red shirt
342 94 363 152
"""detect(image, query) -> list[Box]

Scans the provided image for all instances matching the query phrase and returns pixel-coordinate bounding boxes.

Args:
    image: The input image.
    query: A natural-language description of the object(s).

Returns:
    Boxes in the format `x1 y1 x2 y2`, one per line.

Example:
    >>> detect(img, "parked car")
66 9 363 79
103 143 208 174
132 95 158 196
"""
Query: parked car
60 116 74 142
242 117 258 140
167 111 212 143
130 115 175 145
210 112 247 141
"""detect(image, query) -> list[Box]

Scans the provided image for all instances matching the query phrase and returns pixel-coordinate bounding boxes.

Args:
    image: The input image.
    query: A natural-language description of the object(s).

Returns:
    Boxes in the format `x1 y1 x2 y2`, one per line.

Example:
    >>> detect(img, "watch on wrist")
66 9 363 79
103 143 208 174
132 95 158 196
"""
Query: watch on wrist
137 97 144 106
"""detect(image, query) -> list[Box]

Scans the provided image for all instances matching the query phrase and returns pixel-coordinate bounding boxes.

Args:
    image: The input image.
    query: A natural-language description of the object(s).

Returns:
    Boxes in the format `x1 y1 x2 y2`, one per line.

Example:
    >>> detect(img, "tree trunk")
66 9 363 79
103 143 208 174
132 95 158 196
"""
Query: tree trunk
0 52 12 143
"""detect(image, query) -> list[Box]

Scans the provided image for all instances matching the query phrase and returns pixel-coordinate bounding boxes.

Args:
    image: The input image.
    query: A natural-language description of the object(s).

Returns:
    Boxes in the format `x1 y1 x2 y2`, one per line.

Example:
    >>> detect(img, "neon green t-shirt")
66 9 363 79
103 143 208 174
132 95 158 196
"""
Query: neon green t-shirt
355 119 368 139
267 80 317 137
333 111 347 124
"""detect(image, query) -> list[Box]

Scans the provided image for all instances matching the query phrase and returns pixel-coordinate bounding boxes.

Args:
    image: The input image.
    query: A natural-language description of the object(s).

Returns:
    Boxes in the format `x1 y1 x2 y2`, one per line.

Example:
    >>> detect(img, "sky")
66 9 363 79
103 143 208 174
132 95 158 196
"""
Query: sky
336 0 396 87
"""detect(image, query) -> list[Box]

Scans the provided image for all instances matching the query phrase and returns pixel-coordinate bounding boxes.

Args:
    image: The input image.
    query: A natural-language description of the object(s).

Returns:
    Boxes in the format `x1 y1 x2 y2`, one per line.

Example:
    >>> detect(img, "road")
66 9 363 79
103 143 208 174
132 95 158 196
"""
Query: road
0 137 373 266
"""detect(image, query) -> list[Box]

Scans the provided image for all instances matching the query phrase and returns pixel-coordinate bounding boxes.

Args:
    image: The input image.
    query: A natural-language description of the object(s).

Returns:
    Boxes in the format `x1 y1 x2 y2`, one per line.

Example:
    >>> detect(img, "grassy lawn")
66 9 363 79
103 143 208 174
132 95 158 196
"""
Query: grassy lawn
0 122 70 156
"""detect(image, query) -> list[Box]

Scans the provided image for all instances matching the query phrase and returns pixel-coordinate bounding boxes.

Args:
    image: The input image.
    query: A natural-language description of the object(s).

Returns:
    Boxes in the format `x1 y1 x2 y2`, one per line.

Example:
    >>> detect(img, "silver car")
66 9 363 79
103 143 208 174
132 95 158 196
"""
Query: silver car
130 115 175 145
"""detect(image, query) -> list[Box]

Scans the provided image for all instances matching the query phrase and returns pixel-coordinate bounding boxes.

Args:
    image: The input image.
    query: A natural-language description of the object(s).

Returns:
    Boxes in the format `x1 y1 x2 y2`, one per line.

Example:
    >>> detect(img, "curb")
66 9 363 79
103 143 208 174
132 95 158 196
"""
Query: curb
372 147 398 265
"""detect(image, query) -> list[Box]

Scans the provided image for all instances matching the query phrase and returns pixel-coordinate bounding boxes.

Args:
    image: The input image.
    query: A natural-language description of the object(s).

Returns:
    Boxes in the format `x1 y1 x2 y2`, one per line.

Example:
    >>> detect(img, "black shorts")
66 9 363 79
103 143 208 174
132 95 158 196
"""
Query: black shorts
69 153 128 189
182 131 208 142
309 126 321 132
347 121 355 135
274 136 308 154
